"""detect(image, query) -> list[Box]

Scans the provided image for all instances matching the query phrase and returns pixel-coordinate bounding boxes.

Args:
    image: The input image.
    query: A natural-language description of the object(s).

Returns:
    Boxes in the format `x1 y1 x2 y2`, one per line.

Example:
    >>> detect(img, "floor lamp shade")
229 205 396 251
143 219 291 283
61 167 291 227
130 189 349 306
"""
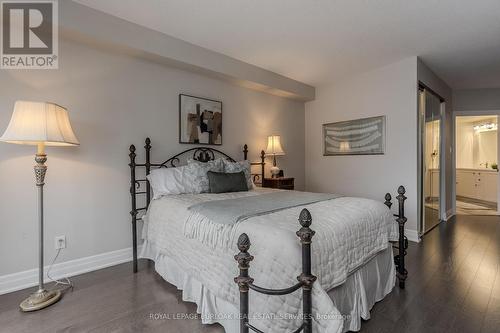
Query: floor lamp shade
0 101 79 312
0 101 79 146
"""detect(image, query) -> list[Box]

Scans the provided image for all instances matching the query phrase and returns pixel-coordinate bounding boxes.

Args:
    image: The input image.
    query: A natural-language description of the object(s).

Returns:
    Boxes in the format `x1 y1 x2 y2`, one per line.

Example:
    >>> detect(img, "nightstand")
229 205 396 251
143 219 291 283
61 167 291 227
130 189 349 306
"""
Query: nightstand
262 177 294 190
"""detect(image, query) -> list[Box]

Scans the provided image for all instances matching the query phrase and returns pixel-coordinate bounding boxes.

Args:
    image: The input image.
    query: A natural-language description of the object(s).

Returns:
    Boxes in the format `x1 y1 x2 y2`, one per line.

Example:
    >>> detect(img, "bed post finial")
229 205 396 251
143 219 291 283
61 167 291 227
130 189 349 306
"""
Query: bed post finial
296 209 316 333
298 208 312 227
297 208 314 237
129 145 136 162
398 185 406 195
384 193 392 208
397 186 406 218
396 185 408 289
237 233 251 253
234 233 254 333
243 144 248 160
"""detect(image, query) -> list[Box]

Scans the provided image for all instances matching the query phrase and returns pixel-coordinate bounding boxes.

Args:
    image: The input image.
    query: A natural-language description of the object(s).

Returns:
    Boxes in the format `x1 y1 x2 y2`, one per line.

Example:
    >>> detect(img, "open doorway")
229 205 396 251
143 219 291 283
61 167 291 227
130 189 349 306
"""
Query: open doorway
455 115 498 215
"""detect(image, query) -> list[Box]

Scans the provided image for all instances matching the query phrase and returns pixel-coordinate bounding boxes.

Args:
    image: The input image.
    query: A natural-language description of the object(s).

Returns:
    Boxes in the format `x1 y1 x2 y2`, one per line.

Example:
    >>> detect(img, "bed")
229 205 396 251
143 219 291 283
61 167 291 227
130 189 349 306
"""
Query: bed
128 138 409 333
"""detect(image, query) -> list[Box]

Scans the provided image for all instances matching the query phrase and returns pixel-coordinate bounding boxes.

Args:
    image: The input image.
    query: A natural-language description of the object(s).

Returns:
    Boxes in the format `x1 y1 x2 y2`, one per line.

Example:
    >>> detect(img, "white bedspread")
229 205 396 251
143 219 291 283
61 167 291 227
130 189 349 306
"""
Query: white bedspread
142 188 398 333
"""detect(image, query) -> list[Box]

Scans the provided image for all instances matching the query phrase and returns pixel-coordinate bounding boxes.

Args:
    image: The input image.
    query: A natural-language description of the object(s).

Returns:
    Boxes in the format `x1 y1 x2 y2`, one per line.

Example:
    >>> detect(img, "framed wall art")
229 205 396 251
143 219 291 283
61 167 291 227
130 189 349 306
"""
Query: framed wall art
323 115 386 155
179 94 222 145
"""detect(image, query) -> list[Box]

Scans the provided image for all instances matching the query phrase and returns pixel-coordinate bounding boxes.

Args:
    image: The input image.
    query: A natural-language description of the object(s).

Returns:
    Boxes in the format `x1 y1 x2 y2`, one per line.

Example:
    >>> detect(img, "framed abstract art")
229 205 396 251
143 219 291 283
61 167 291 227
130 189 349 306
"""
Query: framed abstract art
179 94 222 145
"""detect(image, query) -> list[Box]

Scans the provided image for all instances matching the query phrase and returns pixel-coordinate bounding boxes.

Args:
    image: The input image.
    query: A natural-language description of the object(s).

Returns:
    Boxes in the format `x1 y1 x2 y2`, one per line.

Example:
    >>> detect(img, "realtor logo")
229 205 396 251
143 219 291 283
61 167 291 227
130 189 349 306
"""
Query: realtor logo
1 0 58 69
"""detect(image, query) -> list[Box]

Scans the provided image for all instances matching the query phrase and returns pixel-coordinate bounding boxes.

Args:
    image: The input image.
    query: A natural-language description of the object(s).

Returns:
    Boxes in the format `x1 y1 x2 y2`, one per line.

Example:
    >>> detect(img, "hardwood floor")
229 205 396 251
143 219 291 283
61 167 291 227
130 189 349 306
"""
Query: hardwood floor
363 214 500 333
1 214 499 333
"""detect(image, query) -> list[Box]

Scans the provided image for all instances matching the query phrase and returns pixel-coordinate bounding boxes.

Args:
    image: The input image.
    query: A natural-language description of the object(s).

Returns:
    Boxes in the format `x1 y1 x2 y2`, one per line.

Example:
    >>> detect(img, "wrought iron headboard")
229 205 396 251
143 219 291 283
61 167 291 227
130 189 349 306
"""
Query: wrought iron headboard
128 138 265 272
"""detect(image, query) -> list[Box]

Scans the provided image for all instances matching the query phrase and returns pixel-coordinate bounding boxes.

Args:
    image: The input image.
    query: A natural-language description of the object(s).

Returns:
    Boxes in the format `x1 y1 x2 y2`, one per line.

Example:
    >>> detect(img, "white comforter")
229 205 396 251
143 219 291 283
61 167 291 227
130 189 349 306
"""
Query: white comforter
142 188 398 333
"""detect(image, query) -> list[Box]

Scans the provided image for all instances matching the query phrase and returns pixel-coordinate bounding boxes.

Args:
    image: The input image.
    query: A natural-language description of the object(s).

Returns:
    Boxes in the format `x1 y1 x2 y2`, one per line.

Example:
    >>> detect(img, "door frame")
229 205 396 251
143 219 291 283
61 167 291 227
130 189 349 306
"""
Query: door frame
452 110 500 215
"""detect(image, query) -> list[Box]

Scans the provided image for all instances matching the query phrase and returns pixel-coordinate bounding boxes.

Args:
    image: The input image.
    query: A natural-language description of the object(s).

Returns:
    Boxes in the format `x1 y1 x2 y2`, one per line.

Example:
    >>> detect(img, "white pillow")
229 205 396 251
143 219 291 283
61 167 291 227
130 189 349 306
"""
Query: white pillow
223 160 253 190
148 158 226 198
186 158 224 193
147 165 199 199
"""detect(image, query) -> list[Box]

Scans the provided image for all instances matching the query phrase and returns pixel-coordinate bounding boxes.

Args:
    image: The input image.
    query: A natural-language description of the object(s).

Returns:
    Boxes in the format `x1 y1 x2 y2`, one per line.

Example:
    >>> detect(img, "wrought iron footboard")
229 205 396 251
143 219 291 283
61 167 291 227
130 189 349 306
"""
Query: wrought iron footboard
234 208 316 333
234 186 408 332
384 186 408 289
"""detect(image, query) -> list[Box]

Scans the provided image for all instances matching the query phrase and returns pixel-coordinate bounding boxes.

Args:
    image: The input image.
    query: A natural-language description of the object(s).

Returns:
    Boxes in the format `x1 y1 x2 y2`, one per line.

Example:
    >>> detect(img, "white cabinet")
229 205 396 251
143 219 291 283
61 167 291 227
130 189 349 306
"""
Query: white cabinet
456 169 498 203
480 172 497 202
457 170 475 198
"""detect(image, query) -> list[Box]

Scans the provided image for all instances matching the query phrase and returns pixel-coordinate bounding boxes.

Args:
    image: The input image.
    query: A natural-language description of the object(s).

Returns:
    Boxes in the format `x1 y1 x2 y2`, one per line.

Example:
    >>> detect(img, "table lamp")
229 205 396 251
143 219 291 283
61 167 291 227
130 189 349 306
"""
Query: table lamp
0 101 79 311
265 135 285 178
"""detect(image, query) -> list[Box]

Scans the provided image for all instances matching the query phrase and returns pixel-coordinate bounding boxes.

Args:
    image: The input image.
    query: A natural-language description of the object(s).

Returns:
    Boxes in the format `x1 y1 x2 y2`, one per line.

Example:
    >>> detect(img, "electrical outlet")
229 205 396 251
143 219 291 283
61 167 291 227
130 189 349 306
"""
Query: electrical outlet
55 235 66 250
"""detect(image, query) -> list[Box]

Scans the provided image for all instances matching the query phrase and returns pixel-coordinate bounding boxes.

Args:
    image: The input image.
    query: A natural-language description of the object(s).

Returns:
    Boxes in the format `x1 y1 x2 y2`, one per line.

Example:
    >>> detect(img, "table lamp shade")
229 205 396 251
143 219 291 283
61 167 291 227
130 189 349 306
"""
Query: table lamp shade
265 135 285 156
0 101 79 146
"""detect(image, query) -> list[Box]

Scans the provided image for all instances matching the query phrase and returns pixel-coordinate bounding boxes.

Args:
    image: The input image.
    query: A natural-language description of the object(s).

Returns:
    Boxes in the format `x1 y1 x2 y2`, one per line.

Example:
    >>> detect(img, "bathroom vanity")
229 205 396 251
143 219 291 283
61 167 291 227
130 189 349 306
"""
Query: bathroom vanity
456 168 498 203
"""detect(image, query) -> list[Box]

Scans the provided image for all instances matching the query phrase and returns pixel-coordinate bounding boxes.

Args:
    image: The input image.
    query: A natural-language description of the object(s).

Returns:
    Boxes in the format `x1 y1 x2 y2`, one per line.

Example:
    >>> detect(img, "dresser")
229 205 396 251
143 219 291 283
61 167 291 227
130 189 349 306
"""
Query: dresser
262 177 295 190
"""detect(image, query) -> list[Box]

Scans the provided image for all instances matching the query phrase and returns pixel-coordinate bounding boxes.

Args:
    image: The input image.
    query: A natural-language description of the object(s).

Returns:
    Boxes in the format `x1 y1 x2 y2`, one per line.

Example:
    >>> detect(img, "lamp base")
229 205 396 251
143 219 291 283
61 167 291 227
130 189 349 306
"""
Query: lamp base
270 166 280 178
20 289 61 312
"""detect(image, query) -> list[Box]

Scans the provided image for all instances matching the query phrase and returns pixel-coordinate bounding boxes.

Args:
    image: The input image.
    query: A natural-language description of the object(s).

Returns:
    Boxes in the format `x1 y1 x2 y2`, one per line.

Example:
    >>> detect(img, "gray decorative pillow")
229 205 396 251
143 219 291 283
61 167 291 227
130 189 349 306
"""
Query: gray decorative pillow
186 158 224 193
223 160 253 189
207 171 248 193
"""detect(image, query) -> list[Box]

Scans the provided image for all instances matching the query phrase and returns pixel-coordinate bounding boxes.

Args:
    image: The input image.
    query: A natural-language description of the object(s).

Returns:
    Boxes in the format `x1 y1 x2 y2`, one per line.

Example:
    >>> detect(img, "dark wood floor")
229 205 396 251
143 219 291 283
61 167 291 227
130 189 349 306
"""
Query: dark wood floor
363 214 500 333
1 214 499 333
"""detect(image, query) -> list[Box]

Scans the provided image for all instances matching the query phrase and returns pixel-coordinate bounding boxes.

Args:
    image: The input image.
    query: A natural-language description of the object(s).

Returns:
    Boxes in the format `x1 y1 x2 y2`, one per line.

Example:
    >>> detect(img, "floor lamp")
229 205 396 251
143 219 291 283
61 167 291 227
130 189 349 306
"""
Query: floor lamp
0 101 79 312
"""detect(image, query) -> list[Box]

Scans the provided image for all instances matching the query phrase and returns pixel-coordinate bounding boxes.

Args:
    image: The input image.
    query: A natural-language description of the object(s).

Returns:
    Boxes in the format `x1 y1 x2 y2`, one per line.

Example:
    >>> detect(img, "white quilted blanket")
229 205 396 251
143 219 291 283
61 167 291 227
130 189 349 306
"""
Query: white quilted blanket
142 188 398 333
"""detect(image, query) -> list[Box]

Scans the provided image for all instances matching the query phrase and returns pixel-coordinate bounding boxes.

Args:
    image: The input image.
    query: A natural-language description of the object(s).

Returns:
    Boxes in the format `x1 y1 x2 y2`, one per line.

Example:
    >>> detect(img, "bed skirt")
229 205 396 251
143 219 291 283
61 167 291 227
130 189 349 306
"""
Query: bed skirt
141 242 395 333
328 244 395 332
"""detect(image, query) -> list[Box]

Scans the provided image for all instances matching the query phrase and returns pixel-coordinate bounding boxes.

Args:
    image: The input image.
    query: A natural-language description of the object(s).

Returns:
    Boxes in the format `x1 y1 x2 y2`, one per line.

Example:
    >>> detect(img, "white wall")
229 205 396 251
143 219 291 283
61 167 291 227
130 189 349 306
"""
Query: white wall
0 39 305 276
305 57 419 233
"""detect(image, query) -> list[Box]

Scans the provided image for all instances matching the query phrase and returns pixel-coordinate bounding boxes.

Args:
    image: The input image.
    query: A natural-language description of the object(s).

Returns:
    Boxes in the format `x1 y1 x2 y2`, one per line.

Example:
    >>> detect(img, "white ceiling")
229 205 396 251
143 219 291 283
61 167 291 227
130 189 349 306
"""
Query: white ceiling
74 0 500 89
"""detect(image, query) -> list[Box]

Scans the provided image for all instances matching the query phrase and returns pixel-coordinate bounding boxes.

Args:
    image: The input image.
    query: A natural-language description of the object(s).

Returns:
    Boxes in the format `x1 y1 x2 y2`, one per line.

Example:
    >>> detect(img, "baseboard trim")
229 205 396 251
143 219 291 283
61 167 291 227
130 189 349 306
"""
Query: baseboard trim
405 228 420 243
0 246 142 295
1 226 420 295
442 208 455 221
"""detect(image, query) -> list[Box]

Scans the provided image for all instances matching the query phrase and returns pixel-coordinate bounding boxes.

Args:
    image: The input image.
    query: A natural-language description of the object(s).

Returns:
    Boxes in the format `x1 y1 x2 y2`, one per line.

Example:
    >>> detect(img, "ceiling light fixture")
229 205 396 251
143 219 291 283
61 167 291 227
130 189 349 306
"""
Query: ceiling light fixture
473 123 497 132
